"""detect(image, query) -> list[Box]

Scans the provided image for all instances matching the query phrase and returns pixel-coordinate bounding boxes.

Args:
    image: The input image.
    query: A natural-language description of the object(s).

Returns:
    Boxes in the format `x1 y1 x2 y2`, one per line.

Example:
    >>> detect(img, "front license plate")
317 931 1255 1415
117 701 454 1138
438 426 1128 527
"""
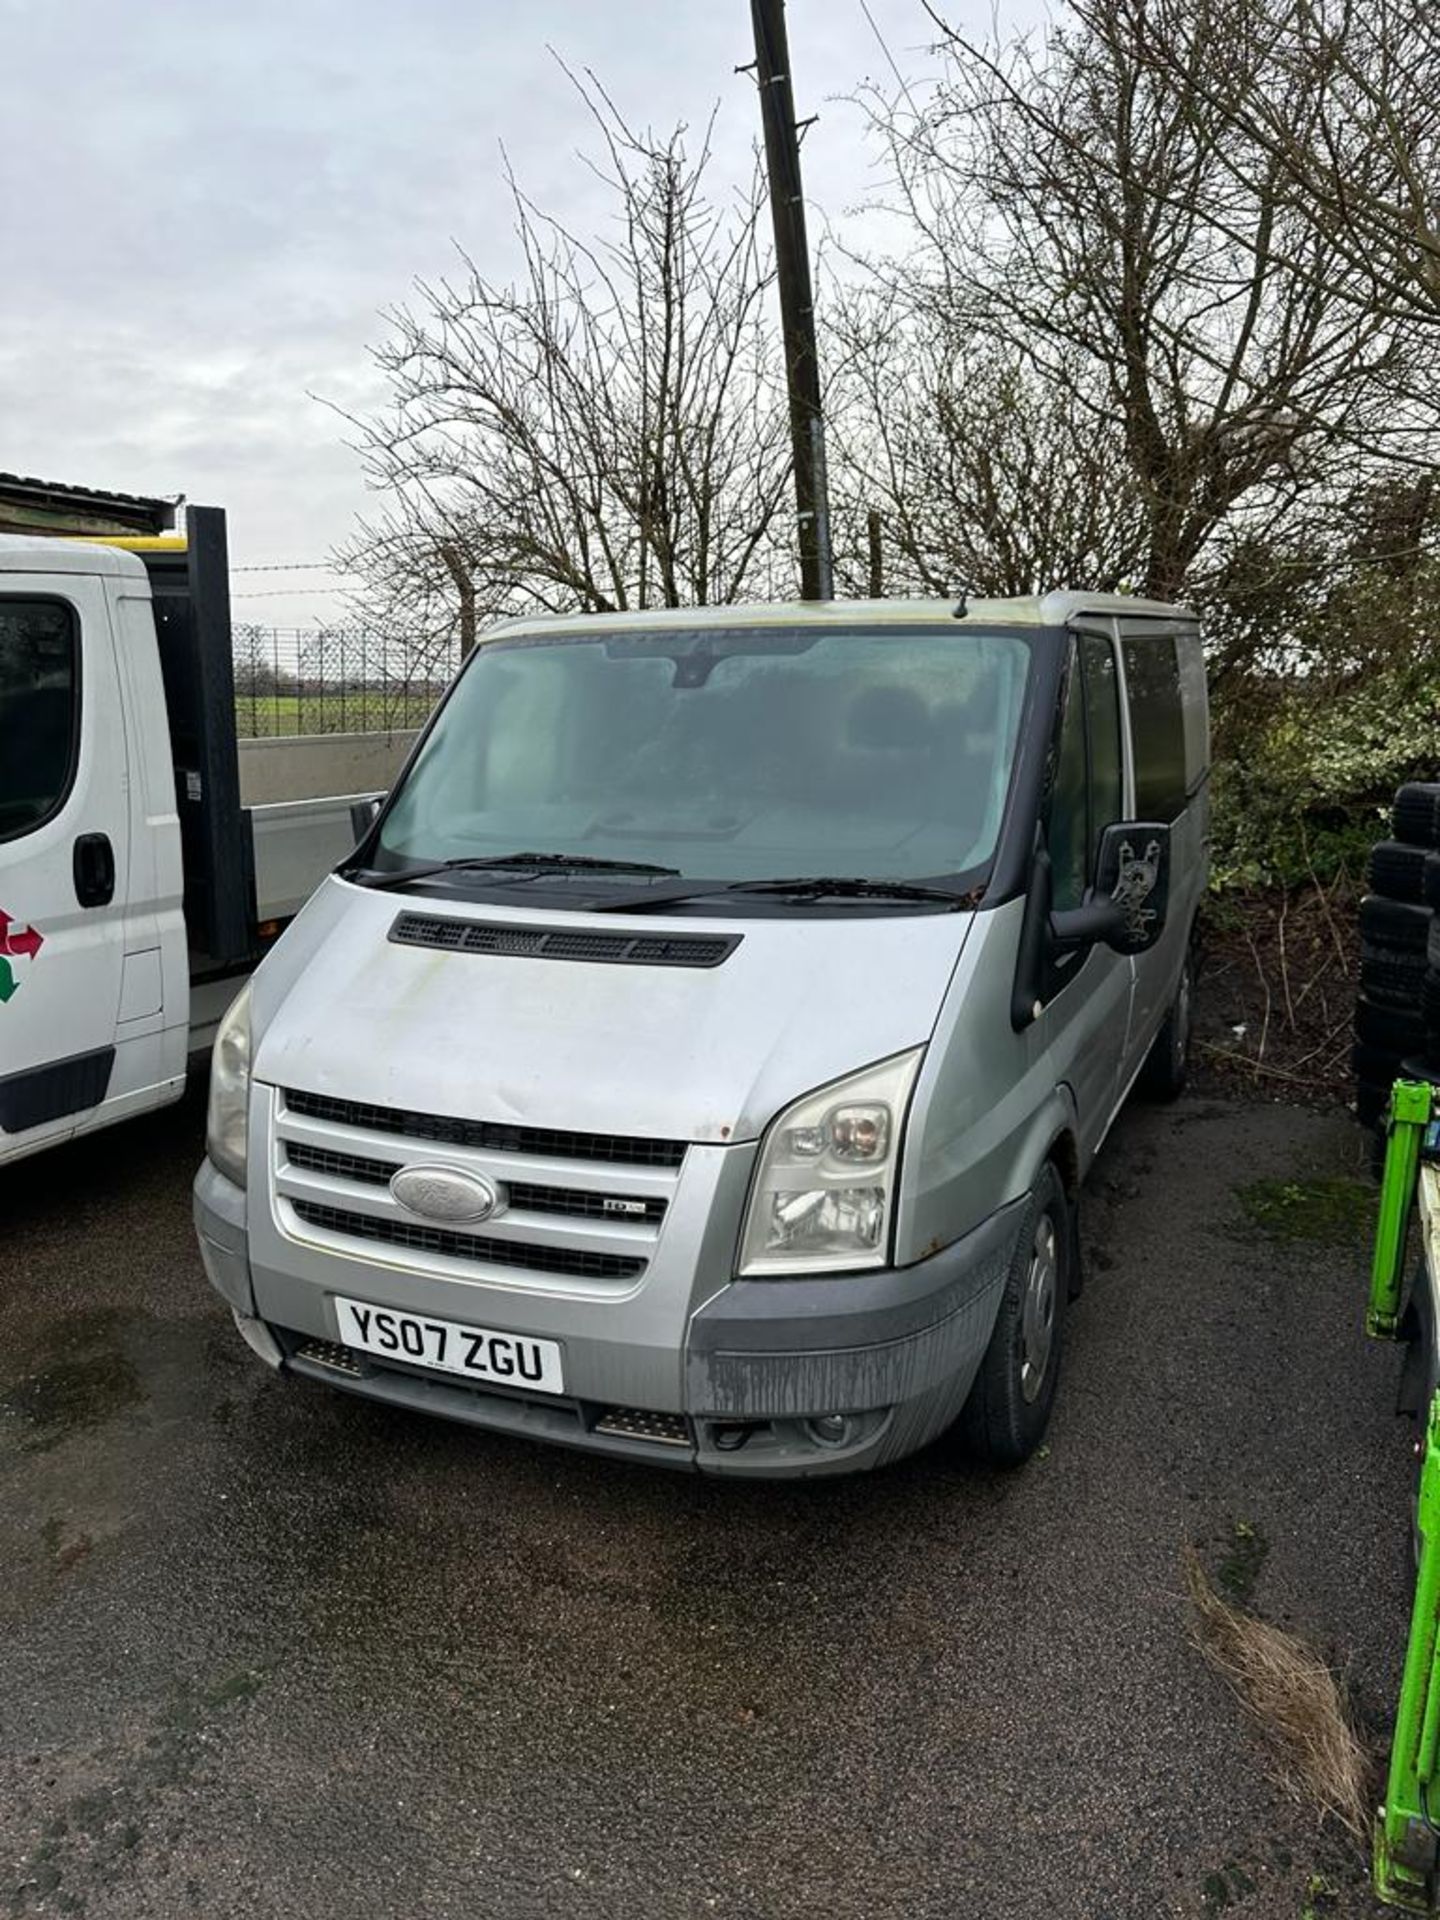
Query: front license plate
333 1297 564 1395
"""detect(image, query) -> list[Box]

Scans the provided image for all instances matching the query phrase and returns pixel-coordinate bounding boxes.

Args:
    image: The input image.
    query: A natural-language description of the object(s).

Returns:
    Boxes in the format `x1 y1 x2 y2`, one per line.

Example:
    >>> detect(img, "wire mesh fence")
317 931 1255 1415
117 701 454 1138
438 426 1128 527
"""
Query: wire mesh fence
232 625 450 737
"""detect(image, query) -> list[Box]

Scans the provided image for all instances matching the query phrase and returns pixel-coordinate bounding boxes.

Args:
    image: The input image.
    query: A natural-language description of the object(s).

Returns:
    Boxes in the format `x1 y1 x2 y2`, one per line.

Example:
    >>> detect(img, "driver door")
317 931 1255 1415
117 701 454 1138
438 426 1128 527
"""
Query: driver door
0 573 131 1158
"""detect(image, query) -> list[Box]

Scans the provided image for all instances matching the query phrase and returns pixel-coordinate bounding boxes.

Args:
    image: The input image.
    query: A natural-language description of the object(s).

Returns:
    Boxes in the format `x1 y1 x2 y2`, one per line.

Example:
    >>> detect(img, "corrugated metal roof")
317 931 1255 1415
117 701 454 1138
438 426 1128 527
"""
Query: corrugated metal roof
0 471 178 534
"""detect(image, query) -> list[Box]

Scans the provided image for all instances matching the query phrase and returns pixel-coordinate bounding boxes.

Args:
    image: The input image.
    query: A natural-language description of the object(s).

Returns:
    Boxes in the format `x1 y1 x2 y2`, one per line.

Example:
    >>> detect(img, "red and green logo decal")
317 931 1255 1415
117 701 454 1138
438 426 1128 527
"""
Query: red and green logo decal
0 910 44 1004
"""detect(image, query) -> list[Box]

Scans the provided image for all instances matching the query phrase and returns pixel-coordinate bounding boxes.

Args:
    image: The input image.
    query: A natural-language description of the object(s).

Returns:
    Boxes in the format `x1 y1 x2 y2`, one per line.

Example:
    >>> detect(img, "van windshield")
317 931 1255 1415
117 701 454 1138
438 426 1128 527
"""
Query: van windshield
373 623 1033 888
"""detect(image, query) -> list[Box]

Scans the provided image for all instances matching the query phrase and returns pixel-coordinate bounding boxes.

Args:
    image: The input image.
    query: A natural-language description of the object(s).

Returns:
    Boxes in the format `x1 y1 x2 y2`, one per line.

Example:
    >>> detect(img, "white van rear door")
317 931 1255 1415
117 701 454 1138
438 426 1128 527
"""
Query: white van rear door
0 572 132 1159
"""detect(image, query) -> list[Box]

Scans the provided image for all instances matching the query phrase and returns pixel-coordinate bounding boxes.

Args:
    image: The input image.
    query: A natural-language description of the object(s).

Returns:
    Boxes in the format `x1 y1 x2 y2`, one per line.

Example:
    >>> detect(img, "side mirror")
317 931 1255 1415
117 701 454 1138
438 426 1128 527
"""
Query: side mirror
1050 820 1171 956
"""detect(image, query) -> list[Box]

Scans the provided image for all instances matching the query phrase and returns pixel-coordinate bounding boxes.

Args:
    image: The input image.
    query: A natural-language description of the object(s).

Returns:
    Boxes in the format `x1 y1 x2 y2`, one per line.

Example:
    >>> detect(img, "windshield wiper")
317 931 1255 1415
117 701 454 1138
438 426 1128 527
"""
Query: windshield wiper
590 875 977 913
349 852 683 891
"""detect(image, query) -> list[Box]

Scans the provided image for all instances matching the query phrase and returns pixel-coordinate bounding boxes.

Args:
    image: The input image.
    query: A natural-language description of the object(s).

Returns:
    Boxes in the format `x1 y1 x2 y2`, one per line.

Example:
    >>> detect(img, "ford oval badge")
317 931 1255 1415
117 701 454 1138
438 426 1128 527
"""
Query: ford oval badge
390 1165 501 1224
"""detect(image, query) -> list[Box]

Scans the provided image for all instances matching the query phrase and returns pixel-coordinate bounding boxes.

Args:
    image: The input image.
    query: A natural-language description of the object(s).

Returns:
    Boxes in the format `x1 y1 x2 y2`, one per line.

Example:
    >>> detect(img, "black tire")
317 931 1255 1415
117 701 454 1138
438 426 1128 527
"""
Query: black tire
1361 895 1432 951
1370 840 1433 903
1358 1055 1440 1129
1356 1078 1390 1129
1361 944 1428 1009
1425 855 1440 915
1137 947 1194 1101
1352 1041 1406 1085
1395 784 1440 849
1423 972 1440 1046
1356 994 1426 1053
960 1162 1069 1467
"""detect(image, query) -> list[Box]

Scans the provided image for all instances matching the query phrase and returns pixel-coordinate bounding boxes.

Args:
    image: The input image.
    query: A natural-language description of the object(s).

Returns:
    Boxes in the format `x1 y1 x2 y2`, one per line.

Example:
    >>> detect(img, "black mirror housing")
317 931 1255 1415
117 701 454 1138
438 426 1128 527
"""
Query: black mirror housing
1048 823 1171 958
1049 898 1129 953
1013 821 1173 1030
1092 821 1171 953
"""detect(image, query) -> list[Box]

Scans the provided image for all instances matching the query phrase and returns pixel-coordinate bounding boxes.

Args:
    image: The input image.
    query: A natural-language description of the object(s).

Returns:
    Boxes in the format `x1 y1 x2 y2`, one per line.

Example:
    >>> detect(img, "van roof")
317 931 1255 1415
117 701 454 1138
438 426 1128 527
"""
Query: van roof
483 590 1196 643
0 533 151 579
0 552 1195 631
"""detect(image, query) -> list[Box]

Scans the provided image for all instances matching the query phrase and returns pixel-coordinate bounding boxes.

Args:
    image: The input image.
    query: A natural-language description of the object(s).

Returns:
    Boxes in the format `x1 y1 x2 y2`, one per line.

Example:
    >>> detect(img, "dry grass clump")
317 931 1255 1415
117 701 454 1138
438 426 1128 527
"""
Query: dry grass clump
1185 1548 1374 1840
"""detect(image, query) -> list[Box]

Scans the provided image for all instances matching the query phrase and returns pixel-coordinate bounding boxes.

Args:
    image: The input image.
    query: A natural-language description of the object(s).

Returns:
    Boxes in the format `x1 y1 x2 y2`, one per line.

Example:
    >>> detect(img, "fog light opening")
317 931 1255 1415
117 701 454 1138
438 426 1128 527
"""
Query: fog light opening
805 1413 853 1449
711 1422 755 1453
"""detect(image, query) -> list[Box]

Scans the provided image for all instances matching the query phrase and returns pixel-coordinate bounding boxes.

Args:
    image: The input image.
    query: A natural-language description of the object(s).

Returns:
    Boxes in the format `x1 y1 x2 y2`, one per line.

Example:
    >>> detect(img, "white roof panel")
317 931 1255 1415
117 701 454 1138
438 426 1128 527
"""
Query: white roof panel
0 534 149 579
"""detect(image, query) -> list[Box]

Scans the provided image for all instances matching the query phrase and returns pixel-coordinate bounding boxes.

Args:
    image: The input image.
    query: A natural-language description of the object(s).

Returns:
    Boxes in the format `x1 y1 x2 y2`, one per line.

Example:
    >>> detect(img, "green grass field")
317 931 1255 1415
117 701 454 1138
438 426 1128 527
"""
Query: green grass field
234 693 438 737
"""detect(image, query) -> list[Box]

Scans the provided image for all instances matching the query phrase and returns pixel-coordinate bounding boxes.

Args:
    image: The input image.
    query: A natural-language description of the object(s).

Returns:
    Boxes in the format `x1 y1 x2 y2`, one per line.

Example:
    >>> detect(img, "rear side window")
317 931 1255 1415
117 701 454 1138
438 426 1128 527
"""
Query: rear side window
1122 634 1186 821
0 599 79 842
1175 630 1209 792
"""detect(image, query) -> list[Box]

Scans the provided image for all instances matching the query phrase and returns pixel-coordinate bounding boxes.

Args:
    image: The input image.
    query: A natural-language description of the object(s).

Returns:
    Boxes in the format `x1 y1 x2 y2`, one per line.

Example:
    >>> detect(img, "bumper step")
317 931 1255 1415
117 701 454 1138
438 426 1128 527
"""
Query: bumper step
293 1338 365 1378
593 1407 690 1447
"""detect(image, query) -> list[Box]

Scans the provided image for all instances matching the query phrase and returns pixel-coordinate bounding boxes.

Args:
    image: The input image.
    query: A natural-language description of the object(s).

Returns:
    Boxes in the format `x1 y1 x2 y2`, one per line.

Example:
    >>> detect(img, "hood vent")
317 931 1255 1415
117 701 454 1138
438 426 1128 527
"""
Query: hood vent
389 911 739 970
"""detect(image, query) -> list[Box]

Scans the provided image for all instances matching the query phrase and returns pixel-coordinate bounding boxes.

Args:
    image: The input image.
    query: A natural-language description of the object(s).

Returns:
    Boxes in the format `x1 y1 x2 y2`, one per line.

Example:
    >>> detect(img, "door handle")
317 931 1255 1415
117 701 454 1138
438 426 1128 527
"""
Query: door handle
73 832 116 908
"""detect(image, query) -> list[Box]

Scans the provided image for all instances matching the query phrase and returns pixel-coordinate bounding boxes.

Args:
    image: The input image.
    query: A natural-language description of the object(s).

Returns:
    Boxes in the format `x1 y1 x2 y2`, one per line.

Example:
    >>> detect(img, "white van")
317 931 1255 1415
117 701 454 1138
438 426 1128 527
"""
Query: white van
194 593 1208 1476
0 511 390 1167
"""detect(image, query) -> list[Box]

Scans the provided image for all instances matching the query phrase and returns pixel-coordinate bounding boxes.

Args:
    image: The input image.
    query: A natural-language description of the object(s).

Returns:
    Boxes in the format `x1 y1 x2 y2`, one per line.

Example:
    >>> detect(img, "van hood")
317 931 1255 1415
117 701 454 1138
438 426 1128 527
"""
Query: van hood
250 877 973 1145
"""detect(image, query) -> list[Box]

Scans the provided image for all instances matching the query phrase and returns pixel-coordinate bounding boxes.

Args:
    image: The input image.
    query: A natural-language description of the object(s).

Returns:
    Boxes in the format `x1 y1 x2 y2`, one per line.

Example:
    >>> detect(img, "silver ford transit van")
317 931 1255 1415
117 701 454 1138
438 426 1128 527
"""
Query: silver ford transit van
194 594 1208 1476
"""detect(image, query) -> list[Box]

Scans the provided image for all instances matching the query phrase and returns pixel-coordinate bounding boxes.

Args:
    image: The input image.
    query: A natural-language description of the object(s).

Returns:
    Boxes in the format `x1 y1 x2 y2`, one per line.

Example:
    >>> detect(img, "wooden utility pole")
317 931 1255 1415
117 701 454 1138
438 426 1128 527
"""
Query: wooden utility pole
750 0 833 601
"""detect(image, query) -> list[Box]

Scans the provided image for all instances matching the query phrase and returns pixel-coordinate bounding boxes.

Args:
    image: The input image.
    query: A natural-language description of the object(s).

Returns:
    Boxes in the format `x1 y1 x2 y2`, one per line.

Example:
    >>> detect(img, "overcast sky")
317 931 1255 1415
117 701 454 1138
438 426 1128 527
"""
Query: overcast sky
1 0 1036 626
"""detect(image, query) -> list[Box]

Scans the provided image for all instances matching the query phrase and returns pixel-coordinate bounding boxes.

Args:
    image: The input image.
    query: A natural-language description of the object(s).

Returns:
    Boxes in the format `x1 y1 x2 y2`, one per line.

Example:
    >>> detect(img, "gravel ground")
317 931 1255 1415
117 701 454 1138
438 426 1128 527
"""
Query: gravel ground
0 1085 1414 1919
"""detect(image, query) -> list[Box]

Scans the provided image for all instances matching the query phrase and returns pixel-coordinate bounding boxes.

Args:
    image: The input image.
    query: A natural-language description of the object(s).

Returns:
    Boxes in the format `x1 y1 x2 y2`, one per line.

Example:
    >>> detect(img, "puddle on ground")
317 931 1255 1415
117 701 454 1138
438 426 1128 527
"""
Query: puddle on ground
0 1308 147 1451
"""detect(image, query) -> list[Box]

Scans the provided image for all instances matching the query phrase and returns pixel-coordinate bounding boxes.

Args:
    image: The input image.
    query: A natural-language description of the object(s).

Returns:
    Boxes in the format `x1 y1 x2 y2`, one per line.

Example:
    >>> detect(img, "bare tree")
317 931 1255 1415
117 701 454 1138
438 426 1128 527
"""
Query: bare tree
827 285 1152 597
862 0 1413 599
336 72 792 663
1149 0 1440 331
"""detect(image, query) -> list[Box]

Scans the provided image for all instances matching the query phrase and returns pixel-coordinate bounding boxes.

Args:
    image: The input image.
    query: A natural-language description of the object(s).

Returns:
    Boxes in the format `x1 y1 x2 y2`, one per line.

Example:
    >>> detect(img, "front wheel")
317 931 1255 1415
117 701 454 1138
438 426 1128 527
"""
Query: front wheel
959 1163 1070 1466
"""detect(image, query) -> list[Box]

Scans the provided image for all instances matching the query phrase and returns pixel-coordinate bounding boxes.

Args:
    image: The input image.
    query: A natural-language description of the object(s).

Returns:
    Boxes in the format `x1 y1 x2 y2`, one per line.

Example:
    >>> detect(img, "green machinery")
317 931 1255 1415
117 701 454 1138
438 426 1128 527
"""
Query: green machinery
1371 1079 1440 1909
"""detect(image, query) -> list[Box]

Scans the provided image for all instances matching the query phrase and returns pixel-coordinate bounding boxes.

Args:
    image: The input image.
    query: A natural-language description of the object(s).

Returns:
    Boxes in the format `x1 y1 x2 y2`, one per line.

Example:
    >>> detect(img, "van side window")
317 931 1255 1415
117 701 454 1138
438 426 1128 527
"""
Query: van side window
1175 629 1209 794
1122 634 1186 820
0 600 79 843
1081 633 1122 848
1048 636 1124 914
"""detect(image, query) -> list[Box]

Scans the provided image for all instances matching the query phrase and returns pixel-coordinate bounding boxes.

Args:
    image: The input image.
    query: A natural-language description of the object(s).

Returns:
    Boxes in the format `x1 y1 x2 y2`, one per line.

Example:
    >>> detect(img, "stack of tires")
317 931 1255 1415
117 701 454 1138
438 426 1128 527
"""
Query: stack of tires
1355 784 1440 1157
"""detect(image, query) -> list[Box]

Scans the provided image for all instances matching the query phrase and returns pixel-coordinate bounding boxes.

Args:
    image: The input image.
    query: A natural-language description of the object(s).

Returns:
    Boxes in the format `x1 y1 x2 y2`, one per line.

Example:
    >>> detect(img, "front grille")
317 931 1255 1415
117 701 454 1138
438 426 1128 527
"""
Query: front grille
390 912 739 971
284 1089 686 1170
288 1143 393 1188
506 1180 666 1223
285 1141 668 1223
291 1201 646 1282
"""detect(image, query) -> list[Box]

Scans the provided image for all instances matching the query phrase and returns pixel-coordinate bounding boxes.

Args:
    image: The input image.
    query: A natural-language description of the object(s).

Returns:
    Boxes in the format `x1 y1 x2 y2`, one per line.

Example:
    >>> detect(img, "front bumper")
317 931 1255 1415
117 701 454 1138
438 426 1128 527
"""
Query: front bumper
193 1158 1021 1478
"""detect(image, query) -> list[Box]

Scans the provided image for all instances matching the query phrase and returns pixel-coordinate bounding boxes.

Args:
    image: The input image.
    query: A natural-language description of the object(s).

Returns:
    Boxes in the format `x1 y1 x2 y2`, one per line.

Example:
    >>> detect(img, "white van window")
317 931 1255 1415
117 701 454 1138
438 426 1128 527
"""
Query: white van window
378 624 1033 886
0 599 78 843
1122 634 1186 820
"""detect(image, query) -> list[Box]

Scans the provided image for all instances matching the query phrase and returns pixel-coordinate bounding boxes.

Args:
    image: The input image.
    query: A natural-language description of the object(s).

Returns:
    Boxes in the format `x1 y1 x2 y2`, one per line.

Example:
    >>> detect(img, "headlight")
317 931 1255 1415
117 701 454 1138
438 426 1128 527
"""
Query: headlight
206 985 252 1189
738 1049 923 1276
